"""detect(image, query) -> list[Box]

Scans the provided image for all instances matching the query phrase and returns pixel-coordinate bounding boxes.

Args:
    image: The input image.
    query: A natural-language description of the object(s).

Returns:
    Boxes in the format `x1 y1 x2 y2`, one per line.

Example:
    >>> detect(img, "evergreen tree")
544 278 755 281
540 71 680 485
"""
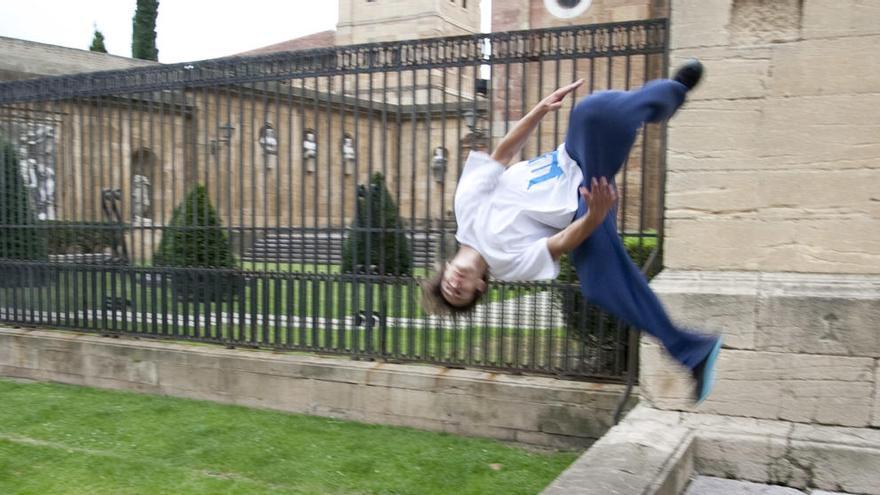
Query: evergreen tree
153 185 234 268
89 29 108 53
132 0 159 61
342 173 412 276
0 138 48 262
154 185 238 303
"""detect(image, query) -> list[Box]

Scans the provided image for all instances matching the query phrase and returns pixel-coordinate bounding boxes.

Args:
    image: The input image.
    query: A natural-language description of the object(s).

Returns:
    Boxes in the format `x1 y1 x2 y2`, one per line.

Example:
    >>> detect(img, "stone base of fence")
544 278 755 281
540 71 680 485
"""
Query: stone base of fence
0 326 634 449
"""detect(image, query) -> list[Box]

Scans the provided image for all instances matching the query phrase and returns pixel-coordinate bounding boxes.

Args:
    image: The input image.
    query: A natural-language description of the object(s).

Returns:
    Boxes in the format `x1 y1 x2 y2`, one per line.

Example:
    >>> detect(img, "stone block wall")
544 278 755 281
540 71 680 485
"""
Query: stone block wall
337 0 480 45
644 0 880 429
647 272 880 428
665 0 880 274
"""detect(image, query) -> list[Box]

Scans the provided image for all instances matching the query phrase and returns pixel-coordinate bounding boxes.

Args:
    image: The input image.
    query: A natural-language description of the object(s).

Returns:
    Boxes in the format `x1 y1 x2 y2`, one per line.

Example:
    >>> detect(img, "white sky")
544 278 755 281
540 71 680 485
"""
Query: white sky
0 0 493 64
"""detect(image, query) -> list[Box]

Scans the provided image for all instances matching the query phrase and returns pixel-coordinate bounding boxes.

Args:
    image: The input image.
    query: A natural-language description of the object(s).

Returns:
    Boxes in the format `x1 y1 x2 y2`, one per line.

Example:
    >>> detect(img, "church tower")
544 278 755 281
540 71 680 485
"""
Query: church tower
336 0 481 45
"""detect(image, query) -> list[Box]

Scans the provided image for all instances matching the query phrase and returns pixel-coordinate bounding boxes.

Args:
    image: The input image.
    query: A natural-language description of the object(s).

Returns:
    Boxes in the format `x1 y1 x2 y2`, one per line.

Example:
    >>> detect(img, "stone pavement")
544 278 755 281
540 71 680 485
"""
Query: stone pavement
684 477 857 495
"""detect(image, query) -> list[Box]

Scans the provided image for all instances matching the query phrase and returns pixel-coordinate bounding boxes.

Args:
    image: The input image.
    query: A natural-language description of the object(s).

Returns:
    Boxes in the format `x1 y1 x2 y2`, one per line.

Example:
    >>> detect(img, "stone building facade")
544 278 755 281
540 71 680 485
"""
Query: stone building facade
337 0 480 44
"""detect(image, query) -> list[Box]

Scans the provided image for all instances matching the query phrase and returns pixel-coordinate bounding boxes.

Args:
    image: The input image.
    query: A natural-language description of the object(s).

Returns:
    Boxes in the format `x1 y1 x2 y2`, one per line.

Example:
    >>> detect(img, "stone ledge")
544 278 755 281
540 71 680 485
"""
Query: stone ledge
647 270 880 428
0 326 631 449
542 405 880 495
541 409 696 495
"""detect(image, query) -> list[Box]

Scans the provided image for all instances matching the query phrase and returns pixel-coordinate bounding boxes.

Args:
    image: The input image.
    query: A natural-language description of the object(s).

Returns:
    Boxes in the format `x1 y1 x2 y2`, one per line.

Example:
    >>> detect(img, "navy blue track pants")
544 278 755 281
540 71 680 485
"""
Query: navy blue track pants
565 79 716 369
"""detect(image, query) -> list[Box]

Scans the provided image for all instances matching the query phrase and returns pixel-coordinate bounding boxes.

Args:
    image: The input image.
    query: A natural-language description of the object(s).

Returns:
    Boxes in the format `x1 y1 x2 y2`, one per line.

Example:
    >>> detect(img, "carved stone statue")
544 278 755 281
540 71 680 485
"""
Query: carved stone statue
259 123 278 170
342 136 356 174
303 131 317 159
15 122 57 220
132 174 152 225
432 147 448 182
35 161 55 220
303 131 317 172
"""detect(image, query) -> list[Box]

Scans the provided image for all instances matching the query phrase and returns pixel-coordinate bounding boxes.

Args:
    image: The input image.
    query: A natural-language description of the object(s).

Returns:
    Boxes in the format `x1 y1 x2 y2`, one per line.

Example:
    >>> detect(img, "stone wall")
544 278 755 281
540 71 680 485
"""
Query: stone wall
647 272 880 428
664 0 880 274
644 0 880 428
0 326 634 449
337 0 480 45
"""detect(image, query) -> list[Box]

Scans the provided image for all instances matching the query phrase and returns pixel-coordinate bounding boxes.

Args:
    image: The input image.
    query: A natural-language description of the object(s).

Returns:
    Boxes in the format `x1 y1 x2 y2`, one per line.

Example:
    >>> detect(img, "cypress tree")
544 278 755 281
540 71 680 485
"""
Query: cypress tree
154 185 238 303
89 29 108 53
153 185 234 268
342 173 412 276
132 0 159 61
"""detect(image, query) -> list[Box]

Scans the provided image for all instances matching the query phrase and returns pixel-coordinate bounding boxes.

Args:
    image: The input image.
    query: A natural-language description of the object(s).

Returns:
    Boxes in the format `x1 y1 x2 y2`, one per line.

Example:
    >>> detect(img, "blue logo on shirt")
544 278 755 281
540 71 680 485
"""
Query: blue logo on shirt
527 151 562 189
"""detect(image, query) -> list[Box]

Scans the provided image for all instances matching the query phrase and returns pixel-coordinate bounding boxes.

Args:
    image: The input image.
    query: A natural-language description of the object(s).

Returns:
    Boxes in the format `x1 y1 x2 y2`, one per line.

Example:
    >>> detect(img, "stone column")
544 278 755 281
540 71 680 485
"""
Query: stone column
644 0 880 428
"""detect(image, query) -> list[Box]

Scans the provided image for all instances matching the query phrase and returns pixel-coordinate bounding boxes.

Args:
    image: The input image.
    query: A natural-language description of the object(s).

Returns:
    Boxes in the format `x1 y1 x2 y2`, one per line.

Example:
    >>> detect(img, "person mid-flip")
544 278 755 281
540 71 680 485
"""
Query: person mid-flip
423 60 722 404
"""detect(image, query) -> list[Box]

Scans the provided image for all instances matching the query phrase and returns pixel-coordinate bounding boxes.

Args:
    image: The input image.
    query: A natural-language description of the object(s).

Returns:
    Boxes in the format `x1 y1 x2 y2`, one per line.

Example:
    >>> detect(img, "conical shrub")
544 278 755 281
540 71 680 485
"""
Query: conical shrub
154 184 235 268
341 173 411 276
154 184 239 303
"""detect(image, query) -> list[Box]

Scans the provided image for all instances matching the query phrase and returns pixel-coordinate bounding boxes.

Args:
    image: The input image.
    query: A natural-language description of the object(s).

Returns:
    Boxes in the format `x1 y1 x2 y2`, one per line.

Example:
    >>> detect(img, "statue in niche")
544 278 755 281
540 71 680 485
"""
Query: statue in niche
132 174 152 226
130 149 156 226
342 135 356 175
303 130 317 172
35 160 55 220
432 147 448 182
14 122 57 220
259 123 278 170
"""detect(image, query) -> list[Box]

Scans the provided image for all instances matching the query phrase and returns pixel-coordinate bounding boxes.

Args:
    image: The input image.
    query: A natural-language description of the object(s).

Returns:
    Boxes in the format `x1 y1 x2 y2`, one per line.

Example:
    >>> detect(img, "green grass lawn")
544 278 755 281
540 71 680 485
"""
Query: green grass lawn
0 378 578 495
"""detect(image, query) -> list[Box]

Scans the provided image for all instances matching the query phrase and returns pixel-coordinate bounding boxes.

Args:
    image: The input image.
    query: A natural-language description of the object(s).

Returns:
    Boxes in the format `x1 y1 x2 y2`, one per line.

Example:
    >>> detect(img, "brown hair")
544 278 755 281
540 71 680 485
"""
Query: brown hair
420 263 488 315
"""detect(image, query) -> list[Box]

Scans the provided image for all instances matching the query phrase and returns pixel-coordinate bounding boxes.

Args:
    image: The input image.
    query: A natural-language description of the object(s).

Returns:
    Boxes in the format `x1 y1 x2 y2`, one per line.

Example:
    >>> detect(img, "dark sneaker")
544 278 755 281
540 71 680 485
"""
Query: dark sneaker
673 59 704 91
692 336 723 404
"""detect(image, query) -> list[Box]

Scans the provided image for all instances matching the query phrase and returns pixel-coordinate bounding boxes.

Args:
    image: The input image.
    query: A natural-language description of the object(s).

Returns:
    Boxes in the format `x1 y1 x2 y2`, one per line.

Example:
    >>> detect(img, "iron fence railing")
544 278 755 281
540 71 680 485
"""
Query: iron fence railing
0 19 668 381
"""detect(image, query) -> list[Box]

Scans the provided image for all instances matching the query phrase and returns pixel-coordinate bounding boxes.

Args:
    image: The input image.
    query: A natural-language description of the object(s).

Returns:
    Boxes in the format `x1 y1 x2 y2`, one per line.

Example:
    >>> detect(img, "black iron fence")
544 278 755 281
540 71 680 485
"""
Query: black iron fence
0 19 668 381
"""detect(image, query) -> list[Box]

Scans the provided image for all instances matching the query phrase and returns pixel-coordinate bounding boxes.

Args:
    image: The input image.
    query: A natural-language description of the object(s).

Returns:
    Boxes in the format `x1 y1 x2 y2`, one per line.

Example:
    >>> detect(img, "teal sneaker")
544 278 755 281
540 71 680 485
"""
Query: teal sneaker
692 336 723 404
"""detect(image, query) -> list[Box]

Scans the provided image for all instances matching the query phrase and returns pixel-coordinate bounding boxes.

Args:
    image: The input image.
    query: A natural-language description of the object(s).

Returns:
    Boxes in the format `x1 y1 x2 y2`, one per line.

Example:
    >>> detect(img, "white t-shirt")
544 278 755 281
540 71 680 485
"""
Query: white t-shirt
454 144 584 281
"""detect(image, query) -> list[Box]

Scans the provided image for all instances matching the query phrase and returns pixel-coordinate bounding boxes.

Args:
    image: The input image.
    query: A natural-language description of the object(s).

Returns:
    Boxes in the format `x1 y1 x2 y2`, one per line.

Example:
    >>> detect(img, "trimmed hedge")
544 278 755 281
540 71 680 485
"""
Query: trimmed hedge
341 173 412 276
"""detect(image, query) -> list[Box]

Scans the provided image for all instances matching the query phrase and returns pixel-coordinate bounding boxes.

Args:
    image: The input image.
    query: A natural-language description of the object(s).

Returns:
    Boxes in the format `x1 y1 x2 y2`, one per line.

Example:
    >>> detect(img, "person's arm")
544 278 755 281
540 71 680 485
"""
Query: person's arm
547 177 618 260
491 79 584 167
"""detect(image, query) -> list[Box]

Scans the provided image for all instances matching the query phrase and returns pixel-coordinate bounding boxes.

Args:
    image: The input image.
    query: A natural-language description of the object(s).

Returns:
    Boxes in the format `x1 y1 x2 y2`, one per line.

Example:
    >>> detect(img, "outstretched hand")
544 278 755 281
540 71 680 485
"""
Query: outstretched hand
580 177 618 220
539 79 585 112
